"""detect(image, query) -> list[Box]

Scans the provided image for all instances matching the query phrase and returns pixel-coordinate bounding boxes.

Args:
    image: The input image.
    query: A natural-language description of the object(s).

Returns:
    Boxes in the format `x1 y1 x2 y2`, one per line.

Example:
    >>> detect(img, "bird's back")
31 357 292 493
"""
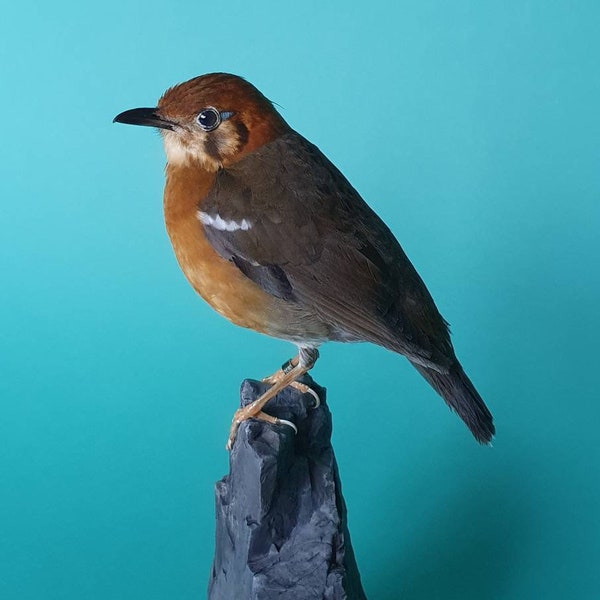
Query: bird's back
203 133 452 365
202 132 495 443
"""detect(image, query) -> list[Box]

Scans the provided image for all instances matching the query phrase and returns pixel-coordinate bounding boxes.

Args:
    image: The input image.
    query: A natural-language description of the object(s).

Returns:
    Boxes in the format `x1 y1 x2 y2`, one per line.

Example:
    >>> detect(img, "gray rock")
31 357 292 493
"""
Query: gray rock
209 376 367 600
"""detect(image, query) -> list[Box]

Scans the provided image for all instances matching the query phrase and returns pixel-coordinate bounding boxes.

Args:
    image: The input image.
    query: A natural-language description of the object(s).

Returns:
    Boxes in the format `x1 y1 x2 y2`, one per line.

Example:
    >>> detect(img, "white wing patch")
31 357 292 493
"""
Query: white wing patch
197 211 251 232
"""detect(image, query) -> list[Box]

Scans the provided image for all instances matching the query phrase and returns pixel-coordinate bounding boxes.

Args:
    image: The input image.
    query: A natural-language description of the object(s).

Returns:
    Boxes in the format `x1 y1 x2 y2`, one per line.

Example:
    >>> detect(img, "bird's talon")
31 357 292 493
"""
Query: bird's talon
306 387 320 409
288 381 321 409
275 418 298 435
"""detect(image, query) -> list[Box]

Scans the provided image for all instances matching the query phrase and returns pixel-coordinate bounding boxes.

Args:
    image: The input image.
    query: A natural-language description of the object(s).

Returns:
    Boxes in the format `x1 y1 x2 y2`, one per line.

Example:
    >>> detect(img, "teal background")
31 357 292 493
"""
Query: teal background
1 1 599 598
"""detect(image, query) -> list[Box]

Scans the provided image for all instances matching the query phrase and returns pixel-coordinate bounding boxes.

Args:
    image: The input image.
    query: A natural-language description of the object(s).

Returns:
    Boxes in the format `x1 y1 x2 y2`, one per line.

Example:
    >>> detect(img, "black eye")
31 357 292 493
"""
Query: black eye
196 107 221 131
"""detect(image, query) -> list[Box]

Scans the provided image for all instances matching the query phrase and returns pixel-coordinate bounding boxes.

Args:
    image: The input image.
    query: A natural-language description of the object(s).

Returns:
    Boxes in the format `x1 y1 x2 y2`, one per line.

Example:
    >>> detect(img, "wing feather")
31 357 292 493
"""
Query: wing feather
200 132 454 369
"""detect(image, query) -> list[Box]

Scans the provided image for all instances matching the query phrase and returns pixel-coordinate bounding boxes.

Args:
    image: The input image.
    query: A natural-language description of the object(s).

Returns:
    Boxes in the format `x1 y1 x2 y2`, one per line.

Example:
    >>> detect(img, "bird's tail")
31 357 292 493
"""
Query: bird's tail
410 361 495 444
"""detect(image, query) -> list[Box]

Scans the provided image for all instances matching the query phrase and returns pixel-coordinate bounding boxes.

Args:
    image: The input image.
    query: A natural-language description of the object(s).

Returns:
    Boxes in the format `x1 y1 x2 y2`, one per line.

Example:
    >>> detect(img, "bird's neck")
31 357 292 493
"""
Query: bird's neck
162 161 216 291
162 161 224 305
163 161 215 225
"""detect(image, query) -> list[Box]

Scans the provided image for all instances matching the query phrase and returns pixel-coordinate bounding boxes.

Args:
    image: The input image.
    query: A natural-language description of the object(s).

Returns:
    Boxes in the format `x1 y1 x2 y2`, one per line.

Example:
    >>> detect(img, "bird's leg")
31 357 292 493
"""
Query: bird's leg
226 347 319 450
261 357 300 384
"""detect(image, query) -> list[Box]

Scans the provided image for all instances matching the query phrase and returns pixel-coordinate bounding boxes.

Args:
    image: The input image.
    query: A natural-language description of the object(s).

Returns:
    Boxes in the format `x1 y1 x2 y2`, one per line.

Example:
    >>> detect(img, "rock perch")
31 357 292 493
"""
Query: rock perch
208 376 367 600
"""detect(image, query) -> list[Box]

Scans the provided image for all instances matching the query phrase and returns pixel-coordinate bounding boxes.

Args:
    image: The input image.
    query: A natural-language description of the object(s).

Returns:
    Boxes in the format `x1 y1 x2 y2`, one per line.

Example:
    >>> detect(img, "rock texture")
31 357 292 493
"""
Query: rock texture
208 376 367 600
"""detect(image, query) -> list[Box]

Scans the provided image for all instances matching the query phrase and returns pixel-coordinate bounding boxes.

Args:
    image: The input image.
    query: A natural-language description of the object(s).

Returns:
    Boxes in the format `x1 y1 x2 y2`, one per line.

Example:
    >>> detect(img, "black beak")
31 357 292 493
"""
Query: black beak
113 107 175 131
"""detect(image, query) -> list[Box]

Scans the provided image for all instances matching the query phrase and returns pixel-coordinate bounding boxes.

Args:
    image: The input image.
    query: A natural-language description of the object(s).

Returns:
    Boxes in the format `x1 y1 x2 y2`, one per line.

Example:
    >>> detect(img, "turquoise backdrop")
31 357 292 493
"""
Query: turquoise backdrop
1 1 599 598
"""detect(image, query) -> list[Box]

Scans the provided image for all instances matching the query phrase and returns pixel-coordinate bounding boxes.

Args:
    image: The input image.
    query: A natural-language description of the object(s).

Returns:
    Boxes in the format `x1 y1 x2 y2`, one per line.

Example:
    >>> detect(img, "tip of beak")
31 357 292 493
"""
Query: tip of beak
113 107 174 130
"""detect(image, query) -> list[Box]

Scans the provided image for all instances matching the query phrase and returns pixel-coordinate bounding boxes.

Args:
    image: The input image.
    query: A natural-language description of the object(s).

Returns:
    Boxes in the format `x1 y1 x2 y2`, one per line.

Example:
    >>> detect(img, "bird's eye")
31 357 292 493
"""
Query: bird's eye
196 107 221 131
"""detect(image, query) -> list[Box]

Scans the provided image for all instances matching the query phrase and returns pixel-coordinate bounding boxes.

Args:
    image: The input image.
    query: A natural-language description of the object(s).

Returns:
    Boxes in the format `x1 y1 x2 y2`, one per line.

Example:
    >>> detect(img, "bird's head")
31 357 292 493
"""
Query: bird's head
114 73 289 170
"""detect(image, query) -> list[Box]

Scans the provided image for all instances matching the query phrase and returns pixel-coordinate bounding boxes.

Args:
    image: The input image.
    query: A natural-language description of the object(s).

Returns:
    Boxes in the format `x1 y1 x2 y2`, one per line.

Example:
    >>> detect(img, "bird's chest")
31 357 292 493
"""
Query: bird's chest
162 164 282 333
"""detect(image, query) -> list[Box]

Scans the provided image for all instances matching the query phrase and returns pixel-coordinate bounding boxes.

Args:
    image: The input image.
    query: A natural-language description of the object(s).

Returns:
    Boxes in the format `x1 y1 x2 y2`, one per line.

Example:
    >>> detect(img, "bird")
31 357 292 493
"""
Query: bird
114 72 494 449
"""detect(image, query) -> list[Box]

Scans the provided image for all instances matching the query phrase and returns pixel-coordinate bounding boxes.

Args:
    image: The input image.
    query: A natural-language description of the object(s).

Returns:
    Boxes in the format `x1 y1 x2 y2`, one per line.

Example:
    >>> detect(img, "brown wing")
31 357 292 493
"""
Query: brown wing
201 132 454 370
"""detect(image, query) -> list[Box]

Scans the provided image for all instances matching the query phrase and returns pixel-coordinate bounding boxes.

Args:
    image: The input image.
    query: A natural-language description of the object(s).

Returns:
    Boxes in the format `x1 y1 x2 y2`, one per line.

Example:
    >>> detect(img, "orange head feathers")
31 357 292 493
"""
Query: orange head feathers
115 73 288 170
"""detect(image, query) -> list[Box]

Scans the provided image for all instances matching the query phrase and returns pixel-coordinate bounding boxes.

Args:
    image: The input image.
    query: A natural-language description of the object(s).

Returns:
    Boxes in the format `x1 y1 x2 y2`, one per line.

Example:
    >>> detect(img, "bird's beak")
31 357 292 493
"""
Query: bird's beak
113 107 175 131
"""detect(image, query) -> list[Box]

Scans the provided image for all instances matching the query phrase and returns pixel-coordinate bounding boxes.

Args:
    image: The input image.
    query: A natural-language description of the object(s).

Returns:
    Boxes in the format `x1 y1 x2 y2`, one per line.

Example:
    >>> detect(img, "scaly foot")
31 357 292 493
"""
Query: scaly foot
226 347 320 450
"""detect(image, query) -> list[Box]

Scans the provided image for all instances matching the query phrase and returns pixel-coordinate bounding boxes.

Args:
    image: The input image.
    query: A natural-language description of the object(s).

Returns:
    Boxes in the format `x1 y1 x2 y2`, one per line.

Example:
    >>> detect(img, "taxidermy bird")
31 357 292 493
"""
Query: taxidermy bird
114 73 494 448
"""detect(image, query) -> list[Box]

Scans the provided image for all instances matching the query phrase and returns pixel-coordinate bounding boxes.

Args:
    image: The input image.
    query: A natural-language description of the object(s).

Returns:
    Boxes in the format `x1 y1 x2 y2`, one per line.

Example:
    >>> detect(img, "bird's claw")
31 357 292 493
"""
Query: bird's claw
226 408 247 450
289 381 321 409
226 408 299 450
227 353 319 450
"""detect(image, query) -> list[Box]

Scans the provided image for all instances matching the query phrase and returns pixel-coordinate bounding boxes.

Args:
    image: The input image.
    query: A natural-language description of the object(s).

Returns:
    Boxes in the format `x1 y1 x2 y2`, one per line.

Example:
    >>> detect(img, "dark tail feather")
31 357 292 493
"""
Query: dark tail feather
410 361 495 444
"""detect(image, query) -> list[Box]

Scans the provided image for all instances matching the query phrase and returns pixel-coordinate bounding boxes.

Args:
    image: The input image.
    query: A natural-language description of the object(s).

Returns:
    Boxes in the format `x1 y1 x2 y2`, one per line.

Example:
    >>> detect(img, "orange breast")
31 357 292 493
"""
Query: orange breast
163 162 287 334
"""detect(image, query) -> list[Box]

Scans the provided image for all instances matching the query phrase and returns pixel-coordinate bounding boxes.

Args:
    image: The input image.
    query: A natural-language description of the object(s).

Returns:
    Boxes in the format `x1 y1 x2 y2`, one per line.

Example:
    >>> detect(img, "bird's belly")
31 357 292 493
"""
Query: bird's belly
167 217 273 329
